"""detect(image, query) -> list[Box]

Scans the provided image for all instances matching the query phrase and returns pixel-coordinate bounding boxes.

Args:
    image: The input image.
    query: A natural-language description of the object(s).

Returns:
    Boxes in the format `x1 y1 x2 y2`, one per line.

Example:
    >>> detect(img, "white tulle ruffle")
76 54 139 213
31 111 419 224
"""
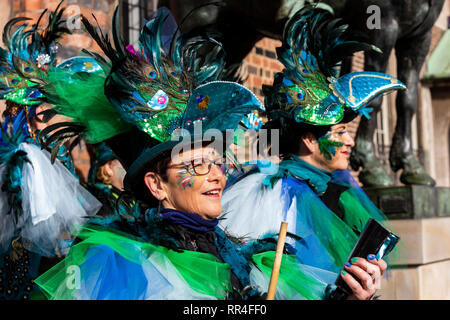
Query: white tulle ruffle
0 143 101 256
219 173 297 242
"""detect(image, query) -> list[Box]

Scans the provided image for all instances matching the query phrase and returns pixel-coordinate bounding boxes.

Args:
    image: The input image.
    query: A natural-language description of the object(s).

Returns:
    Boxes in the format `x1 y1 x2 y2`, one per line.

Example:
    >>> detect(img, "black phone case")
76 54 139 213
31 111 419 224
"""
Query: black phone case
334 218 400 296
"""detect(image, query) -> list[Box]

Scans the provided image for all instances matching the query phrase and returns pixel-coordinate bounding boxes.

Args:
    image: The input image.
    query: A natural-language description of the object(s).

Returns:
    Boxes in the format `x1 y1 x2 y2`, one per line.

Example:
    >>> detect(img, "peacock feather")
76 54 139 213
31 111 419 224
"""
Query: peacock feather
36 56 133 163
80 6 259 143
0 115 31 222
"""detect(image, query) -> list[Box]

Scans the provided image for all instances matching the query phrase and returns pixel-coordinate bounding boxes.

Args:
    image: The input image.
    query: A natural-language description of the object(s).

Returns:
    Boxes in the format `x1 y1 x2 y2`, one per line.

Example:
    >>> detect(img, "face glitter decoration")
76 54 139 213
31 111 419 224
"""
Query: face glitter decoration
317 133 344 161
175 168 201 189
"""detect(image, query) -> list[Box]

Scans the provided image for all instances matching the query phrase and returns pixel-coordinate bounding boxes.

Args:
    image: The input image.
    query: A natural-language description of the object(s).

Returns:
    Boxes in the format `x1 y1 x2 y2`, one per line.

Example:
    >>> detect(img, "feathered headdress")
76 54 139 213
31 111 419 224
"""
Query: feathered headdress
0 0 70 106
263 6 406 126
36 55 133 162
0 114 31 222
82 6 263 192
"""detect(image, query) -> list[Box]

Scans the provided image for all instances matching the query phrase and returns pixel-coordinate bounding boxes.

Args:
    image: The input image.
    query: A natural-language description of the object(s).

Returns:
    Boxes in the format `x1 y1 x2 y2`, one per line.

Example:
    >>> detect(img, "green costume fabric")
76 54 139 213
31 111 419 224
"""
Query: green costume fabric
252 251 330 300
35 225 233 300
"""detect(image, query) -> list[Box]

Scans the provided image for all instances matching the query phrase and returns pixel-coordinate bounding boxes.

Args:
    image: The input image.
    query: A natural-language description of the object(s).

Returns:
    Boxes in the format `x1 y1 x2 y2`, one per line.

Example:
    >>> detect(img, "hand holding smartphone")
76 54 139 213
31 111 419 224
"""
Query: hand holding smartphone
334 218 400 297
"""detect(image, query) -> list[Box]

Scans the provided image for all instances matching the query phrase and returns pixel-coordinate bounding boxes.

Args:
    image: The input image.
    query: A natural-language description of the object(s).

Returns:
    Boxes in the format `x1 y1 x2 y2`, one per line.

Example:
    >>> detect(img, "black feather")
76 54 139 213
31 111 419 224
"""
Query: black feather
37 108 57 123
279 5 381 78
2 17 31 49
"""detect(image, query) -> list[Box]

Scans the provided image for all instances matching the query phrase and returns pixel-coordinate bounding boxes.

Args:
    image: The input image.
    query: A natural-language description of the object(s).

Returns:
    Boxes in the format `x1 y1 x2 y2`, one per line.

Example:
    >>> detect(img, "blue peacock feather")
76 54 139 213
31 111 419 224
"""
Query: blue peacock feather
0 114 31 221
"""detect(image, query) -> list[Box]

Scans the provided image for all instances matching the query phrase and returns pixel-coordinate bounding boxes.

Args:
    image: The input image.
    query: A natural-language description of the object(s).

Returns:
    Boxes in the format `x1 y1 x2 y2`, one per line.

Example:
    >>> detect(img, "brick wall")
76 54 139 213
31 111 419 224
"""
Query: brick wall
242 38 284 101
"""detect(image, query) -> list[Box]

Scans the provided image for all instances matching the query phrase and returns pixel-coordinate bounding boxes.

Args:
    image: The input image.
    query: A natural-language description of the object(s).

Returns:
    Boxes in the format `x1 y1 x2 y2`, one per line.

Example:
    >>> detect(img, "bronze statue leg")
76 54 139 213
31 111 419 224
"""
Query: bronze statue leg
390 32 436 186
349 19 398 187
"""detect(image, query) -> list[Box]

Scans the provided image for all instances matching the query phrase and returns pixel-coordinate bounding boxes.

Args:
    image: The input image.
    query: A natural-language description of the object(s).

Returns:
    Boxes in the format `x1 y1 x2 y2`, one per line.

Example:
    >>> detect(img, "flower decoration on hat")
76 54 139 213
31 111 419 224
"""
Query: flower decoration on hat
0 1 70 106
263 6 407 126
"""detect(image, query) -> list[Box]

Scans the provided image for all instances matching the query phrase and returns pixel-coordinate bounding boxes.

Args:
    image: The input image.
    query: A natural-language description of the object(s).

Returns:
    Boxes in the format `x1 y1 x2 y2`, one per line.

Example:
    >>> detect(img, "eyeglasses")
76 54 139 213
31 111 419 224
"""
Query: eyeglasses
168 158 229 176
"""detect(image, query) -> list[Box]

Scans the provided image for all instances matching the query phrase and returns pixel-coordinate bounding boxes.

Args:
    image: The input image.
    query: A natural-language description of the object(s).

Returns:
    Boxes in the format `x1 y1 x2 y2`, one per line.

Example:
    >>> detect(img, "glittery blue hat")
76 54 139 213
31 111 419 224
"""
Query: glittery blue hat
36 54 136 163
263 6 406 126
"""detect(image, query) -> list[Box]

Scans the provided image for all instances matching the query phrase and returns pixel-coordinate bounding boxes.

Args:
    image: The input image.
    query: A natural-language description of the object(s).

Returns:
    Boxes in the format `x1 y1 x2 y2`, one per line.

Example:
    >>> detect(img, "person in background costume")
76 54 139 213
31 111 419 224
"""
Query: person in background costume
84 142 127 218
219 7 406 300
0 2 101 300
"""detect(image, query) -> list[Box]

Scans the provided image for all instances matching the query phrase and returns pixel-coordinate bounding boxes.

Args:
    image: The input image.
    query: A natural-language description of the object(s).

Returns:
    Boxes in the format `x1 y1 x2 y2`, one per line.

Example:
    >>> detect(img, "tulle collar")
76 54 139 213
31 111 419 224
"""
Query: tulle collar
263 154 331 195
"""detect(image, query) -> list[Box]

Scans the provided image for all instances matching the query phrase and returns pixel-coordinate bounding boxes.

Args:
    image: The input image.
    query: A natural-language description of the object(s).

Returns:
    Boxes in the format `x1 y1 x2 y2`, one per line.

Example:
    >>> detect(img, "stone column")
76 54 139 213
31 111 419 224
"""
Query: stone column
417 84 436 180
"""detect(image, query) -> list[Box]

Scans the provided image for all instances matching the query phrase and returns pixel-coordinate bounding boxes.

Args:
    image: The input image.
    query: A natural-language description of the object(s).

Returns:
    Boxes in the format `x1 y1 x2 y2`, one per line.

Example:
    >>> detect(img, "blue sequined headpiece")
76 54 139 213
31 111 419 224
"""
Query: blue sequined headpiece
82 7 263 144
263 6 406 126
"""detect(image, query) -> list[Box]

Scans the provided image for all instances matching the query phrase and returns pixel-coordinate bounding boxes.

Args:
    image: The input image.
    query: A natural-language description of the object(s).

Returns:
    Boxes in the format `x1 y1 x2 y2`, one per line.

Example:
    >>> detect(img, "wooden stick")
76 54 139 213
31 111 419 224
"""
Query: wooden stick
266 221 288 300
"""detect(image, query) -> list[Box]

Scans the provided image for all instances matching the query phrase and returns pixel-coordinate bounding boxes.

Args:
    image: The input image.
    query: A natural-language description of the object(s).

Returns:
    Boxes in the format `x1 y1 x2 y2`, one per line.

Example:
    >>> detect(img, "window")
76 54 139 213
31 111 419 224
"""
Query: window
375 96 390 159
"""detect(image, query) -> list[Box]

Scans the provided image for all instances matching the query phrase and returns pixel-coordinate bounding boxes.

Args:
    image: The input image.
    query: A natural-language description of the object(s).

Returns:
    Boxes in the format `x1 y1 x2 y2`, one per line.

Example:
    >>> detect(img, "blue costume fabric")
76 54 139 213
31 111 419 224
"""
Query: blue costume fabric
34 205 336 300
220 156 400 290
34 208 258 300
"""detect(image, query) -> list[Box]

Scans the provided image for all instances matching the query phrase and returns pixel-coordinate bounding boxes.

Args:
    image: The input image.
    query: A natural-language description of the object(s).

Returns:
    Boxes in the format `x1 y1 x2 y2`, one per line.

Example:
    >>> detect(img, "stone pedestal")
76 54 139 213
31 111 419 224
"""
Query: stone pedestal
364 185 450 219
364 186 450 300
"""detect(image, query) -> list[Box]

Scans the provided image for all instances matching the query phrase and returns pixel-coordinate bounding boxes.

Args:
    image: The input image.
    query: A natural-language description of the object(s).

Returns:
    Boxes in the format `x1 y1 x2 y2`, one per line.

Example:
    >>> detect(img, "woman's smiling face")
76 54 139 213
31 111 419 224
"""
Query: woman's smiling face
144 145 227 220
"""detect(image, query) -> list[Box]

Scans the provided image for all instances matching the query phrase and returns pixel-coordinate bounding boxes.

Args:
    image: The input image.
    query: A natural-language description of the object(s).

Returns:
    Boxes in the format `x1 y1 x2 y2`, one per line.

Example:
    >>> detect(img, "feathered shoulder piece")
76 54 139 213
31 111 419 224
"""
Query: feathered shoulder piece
0 0 70 106
81 6 263 144
263 5 406 126
0 114 31 220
